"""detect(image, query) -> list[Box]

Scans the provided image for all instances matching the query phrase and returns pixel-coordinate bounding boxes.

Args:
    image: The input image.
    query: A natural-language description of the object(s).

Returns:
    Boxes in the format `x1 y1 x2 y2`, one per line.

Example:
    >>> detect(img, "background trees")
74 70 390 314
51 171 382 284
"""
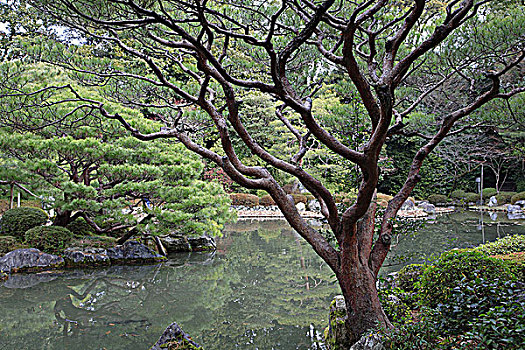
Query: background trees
2 0 524 343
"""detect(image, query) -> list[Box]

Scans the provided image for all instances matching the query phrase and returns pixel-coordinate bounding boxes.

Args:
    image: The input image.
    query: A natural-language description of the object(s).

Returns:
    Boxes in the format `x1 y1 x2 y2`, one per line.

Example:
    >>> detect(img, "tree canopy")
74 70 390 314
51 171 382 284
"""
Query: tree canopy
1 0 523 343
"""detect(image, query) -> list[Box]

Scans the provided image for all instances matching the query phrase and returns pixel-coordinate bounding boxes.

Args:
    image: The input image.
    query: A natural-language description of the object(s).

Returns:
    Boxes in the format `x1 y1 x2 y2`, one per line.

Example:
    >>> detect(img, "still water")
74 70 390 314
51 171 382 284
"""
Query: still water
0 211 523 349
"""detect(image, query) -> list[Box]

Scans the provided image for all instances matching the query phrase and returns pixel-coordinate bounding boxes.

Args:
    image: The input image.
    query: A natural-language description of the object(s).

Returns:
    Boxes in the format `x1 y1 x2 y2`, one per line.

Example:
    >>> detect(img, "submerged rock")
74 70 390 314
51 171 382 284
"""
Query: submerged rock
0 248 64 274
63 247 110 267
150 322 203 350
107 240 166 264
159 234 216 253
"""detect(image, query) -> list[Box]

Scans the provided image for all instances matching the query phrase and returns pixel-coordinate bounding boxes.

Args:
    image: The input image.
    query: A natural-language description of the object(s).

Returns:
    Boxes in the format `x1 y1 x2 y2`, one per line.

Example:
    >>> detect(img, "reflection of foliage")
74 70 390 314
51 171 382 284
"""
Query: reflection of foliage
0 223 338 349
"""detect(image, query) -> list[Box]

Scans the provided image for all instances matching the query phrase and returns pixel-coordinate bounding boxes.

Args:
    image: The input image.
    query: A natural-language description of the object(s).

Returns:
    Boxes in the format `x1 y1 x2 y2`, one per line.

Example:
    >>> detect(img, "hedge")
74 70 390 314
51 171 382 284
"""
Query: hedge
511 192 525 204
0 207 48 240
230 193 259 207
24 226 74 254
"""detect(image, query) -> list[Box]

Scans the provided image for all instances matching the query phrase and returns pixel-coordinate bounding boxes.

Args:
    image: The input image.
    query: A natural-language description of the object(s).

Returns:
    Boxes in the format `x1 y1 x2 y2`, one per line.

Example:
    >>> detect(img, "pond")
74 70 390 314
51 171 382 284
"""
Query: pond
0 211 523 349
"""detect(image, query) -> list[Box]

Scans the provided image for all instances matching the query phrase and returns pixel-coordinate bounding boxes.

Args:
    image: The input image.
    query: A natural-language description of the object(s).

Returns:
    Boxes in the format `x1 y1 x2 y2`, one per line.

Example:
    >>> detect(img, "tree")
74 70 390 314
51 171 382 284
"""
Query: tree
4 0 525 343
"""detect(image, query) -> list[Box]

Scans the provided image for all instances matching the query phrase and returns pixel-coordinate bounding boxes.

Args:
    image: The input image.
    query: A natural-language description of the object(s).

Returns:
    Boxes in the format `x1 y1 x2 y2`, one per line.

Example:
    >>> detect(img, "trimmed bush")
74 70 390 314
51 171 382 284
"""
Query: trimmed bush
427 194 447 205
259 195 275 206
477 234 525 256
229 193 259 207
450 190 467 199
290 194 307 205
0 236 26 255
495 191 516 205
482 187 498 198
0 207 48 240
24 226 74 254
464 192 480 203
66 217 95 237
511 191 525 204
416 249 516 308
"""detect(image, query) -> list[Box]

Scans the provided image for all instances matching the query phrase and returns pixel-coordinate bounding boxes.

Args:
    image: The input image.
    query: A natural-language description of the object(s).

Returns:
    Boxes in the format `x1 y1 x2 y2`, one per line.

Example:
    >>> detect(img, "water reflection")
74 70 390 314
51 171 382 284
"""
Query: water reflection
0 225 336 350
0 211 523 349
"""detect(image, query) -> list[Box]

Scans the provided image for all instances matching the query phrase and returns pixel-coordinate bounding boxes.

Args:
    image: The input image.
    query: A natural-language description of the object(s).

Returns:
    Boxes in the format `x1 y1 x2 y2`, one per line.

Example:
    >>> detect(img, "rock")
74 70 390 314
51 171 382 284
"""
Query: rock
350 334 385 350
106 240 166 264
0 248 64 274
516 200 525 207
488 195 498 207
324 295 352 349
418 201 436 214
296 202 306 211
188 235 216 252
400 199 415 211
159 234 216 253
307 199 321 212
150 322 202 350
507 204 523 214
63 247 111 267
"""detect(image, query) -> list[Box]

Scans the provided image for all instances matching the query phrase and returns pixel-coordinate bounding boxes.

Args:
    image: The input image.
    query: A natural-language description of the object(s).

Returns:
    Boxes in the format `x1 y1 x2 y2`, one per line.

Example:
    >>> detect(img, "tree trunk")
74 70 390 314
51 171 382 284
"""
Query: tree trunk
338 264 391 344
53 209 72 227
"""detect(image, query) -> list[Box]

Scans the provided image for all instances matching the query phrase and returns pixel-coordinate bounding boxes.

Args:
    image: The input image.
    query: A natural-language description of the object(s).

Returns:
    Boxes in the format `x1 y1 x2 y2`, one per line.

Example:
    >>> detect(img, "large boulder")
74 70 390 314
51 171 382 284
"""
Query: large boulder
159 234 216 253
63 247 111 267
307 199 321 212
106 240 166 264
488 195 498 207
350 334 385 350
400 199 415 211
0 248 64 274
507 204 523 214
150 322 202 350
418 201 436 214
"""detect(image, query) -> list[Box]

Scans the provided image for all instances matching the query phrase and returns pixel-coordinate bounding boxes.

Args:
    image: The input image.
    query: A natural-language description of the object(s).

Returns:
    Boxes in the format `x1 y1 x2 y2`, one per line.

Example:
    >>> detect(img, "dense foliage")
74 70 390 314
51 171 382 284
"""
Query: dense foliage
24 226 74 254
0 207 48 240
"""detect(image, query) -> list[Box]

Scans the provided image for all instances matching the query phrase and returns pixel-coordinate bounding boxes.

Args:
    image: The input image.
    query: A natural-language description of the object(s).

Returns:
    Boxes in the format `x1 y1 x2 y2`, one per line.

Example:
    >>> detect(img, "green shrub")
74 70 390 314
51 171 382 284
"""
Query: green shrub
0 207 48 240
290 194 307 205
0 236 26 255
24 226 74 254
450 190 467 199
482 187 498 198
66 217 95 237
396 264 425 294
477 234 525 255
229 193 259 207
416 250 516 309
427 194 447 205
259 195 275 206
464 192 480 203
495 191 516 205
511 191 525 204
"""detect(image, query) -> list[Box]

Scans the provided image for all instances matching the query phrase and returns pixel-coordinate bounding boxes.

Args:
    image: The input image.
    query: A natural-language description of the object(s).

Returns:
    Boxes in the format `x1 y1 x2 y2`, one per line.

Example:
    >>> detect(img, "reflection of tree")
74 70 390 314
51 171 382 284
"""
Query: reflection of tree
0 225 338 349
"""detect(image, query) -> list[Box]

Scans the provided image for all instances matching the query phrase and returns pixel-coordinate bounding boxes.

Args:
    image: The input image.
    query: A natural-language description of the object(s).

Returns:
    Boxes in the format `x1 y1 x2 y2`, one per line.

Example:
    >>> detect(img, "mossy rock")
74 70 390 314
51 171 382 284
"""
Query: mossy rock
259 195 275 206
511 191 525 204
0 207 48 240
24 226 74 254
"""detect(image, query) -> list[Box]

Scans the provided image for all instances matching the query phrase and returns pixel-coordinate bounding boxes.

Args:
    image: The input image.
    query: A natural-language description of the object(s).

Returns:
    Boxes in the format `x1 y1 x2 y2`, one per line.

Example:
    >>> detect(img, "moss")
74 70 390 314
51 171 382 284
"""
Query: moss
259 195 275 206
427 194 448 205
